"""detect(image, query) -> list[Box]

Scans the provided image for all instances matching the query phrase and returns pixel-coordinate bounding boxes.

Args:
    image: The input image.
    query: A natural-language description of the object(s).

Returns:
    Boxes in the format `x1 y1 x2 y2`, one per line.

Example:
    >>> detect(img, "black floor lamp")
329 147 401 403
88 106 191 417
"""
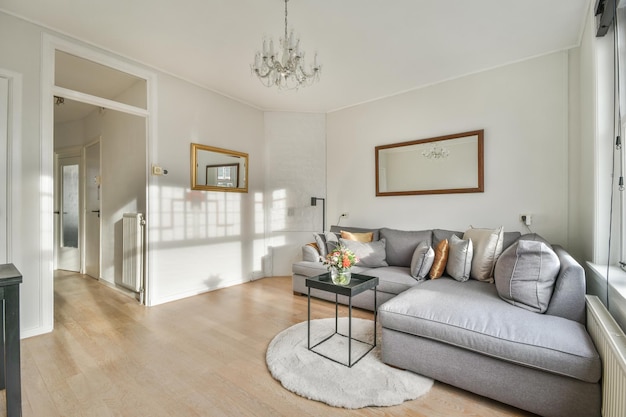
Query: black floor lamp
310 197 326 232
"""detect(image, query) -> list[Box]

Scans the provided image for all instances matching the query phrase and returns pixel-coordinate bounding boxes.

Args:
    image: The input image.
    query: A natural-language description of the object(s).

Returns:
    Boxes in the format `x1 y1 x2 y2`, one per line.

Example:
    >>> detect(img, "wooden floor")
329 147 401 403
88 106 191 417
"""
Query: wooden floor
11 272 537 417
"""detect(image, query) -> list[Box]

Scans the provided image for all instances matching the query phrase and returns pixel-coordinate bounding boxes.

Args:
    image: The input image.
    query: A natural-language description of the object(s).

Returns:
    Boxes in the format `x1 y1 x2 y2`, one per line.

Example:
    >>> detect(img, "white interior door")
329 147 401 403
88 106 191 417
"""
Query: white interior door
55 155 81 271
0 77 8 264
84 141 101 279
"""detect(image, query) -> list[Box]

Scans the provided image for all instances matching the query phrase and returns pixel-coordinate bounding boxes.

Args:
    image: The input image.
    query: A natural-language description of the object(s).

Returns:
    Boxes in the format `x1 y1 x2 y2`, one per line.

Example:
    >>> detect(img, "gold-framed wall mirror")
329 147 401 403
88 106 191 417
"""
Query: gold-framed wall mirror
375 130 484 196
191 143 248 193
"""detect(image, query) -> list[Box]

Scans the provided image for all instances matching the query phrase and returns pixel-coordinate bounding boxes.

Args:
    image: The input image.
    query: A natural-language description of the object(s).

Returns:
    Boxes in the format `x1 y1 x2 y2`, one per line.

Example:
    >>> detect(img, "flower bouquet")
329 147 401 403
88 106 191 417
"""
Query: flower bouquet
323 245 359 285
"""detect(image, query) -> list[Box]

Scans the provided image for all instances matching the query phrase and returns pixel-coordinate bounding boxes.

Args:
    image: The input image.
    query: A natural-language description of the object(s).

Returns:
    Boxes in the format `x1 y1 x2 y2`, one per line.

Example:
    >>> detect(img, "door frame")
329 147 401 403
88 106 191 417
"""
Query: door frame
42 35 157 315
82 138 101 279
0 76 8 265
0 69 22 267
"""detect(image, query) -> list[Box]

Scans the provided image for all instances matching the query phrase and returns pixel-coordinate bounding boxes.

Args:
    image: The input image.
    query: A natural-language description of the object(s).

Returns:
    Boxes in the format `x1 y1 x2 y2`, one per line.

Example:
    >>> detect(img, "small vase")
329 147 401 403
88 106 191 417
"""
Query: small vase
330 267 351 285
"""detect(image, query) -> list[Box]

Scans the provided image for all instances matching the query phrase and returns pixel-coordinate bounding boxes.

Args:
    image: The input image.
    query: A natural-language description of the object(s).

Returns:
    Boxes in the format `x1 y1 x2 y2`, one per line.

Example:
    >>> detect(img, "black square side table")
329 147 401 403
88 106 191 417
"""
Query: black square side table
305 272 378 367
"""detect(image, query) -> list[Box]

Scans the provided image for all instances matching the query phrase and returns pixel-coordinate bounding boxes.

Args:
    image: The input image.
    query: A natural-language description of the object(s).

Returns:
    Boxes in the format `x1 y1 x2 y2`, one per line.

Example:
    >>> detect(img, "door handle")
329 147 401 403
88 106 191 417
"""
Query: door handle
91 210 100 218
54 211 60 214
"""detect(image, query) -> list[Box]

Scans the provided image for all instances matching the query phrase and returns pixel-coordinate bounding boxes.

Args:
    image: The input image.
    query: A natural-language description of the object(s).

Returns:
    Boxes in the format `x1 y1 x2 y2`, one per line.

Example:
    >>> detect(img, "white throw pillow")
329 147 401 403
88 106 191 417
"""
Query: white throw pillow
410 241 435 280
446 235 473 282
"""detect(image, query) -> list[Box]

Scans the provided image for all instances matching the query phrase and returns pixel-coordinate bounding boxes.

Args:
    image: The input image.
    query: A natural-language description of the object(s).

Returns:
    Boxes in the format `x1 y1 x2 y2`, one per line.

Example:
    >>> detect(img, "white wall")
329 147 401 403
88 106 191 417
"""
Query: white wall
569 6 597 264
327 52 570 246
54 117 88 149
148 73 264 305
264 112 326 275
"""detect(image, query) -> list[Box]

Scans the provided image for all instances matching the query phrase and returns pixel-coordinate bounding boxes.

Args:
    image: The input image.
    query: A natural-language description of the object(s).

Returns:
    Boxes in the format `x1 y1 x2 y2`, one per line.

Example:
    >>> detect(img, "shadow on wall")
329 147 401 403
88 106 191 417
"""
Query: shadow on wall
204 274 223 290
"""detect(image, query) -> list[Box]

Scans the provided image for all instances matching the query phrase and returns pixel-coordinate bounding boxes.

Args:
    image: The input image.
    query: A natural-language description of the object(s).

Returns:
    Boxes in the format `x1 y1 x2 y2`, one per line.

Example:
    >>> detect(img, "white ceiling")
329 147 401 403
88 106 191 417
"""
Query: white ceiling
1 0 592 113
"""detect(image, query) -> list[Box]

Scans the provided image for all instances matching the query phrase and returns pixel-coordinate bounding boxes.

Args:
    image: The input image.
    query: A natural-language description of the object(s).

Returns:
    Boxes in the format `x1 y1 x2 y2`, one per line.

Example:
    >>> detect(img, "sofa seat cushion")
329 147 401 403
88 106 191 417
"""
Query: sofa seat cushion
361 266 420 295
379 278 601 383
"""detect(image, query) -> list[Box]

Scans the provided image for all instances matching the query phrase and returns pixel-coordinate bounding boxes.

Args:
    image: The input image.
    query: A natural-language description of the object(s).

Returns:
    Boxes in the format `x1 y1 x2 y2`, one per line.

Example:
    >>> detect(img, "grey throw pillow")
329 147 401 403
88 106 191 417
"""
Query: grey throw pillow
313 233 328 258
323 231 339 254
494 238 560 313
409 241 435 280
446 235 473 282
339 238 389 268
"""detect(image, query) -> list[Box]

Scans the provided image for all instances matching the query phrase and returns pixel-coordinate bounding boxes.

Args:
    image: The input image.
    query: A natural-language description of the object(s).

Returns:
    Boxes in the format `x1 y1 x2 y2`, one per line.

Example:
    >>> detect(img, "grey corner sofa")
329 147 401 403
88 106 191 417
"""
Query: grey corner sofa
291 225 601 417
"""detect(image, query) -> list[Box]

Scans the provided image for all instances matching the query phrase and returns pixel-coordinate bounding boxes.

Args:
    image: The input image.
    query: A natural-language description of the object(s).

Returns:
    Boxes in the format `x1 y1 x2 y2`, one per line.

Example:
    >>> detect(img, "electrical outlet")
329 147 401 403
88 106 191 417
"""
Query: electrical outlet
519 213 532 226
340 212 349 218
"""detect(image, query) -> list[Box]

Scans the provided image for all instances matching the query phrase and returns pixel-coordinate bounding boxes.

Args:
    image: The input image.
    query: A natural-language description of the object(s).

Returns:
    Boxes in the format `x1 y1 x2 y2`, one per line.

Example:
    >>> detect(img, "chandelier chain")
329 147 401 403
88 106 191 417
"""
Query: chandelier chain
284 0 288 41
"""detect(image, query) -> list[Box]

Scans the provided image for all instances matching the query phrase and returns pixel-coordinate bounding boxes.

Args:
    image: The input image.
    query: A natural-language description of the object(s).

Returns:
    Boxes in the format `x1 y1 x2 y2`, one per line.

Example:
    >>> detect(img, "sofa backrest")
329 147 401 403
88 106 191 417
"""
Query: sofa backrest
545 245 586 324
379 227 433 267
329 226 522 269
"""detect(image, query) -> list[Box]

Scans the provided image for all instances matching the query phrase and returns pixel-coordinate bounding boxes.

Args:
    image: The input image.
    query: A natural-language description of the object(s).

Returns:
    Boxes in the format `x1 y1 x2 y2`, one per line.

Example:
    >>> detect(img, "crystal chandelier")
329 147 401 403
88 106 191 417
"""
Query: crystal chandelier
422 144 450 159
251 0 321 90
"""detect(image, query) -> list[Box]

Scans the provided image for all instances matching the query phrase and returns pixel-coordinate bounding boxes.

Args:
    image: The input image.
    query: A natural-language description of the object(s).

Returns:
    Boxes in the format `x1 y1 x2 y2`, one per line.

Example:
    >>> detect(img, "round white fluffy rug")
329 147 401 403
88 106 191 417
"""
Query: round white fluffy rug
266 317 433 409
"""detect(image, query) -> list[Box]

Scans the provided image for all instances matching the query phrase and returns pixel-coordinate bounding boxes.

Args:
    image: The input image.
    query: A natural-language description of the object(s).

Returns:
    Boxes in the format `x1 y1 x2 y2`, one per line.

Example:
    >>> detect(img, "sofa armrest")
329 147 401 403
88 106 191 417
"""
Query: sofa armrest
302 244 322 263
545 245 586 324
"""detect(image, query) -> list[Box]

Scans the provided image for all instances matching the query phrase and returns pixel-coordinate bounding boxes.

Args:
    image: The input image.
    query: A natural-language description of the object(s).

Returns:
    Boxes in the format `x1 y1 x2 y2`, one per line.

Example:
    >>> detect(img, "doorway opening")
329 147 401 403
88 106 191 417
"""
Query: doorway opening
47 37 154 309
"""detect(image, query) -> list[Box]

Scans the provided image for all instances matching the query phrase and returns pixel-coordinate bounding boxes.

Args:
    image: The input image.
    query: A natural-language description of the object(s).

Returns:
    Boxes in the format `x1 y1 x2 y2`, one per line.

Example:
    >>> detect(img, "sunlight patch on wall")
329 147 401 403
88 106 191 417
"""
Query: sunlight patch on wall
149 185 242 242
41 175 54 252
271 189 287 231
255 192 264 234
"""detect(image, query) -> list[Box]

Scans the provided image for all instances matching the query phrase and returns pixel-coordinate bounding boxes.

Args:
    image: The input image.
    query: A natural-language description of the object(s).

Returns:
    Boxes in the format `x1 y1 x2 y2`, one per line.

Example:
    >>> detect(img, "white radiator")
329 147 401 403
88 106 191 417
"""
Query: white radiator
122 213 144 293
586 295 626 417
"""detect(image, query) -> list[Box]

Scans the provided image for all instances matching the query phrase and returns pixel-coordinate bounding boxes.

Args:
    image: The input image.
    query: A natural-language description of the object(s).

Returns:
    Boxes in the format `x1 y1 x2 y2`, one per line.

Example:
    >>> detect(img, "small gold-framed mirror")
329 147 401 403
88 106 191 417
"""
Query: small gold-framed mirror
191 143 248 193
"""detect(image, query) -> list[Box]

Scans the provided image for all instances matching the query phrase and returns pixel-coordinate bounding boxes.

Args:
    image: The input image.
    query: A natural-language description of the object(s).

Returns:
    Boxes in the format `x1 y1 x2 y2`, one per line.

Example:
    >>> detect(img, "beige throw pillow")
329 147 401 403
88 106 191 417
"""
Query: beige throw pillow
463 226 504 283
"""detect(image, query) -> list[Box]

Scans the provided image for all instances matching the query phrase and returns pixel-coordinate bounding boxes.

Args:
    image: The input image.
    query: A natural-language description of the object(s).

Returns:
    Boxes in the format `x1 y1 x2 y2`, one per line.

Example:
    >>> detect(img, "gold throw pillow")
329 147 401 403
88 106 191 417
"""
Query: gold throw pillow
430 239 449 279
341 230 374 243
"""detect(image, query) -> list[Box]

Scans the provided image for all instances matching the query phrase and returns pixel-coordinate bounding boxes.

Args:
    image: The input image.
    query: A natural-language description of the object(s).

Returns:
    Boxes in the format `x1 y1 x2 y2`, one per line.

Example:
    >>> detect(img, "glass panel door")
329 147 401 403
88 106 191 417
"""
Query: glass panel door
56 156 80 271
